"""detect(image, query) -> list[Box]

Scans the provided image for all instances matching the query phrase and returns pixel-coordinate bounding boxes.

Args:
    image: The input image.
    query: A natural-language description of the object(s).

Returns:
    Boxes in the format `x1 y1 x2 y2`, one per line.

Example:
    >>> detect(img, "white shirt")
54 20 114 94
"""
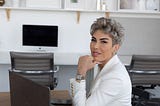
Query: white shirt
70 55 132 106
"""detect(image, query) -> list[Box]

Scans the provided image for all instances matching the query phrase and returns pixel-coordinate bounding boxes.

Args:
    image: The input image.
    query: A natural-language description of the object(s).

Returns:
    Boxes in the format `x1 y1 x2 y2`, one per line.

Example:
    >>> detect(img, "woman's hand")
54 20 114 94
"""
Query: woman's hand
77 55 97 77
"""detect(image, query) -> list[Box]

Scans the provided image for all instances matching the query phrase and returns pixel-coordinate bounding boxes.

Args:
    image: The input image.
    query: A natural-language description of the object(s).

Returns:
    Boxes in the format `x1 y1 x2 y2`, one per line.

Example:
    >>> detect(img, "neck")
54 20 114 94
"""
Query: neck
98 64 104 70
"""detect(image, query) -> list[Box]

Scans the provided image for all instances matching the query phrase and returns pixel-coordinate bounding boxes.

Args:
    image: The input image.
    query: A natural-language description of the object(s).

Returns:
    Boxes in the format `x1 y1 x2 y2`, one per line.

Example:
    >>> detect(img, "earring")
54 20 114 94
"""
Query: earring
112 52 115 56
112 51 117 56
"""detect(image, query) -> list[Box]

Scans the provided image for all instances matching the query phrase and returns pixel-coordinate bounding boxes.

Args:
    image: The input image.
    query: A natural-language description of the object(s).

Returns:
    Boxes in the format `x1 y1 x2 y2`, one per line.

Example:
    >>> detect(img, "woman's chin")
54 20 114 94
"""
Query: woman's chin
93 58 100 62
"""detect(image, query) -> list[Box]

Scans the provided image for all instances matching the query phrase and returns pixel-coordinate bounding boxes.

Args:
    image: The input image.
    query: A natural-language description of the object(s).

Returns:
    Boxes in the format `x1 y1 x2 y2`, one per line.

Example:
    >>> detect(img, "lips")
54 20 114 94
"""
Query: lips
92 52 101 57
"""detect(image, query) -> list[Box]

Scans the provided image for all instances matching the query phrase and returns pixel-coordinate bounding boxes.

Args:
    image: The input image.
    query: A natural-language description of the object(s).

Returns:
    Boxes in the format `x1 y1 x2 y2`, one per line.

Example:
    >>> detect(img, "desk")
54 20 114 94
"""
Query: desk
0 90 72 106
0 51 83 65
0 51 131 65
0 92 10 106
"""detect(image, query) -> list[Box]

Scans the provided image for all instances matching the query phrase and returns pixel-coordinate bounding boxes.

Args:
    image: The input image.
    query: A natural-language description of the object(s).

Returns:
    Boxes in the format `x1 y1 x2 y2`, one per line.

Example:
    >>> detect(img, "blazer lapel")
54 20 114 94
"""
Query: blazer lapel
88 55 119 96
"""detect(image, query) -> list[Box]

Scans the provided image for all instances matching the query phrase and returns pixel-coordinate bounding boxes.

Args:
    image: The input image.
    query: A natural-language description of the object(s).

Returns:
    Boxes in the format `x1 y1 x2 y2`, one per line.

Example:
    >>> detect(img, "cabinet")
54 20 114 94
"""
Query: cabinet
0 0 160 21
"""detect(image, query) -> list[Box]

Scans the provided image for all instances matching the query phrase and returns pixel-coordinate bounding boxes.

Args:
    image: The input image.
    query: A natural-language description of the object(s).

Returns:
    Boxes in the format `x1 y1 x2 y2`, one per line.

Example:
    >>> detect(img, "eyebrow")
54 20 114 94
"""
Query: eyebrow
100 38 109 40
91 36 109 40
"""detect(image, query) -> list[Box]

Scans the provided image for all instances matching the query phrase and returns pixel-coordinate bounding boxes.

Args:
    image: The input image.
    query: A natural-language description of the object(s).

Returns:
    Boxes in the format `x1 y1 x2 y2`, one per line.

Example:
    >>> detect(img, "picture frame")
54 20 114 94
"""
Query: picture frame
26 0 61 9
118 0 140 11
118 0 159 12
64 0 86 10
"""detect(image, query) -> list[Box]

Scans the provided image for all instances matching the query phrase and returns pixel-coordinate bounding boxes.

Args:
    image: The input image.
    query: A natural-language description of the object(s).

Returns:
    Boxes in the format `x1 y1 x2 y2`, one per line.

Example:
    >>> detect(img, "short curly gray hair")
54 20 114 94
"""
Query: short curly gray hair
90 17 125 46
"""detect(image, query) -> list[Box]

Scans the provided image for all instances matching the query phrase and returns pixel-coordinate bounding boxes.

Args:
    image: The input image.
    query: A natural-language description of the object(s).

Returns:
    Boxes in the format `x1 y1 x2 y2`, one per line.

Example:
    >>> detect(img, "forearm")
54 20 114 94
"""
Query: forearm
70 55 97 106
70 78 86 106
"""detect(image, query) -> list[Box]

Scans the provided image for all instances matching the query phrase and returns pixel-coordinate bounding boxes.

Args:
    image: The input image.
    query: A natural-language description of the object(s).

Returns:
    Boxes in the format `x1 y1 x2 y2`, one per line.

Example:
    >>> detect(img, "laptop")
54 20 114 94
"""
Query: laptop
9 71 72 106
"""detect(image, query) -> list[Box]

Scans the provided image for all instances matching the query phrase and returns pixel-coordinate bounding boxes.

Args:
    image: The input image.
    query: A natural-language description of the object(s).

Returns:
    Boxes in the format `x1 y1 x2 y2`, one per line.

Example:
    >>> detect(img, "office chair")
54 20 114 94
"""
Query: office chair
127 55 160 106
132 87 160 106
129 55 160 87
9 51 59 90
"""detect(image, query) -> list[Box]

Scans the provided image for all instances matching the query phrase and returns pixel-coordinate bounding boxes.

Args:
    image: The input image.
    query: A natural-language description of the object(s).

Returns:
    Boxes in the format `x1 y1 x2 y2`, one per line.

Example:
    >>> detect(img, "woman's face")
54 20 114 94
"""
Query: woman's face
90 30 119 66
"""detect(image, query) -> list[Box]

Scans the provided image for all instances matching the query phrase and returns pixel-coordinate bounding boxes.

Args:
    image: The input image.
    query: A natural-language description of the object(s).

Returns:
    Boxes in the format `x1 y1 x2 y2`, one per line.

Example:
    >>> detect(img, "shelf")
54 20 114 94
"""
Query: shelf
0 6 111 13
110 11 160 19
0 6 160 19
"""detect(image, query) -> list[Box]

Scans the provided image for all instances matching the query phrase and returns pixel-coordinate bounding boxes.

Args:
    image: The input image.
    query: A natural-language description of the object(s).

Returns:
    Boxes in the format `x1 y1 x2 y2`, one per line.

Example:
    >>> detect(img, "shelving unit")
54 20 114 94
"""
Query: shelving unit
0 0 160 21
0 6 160 22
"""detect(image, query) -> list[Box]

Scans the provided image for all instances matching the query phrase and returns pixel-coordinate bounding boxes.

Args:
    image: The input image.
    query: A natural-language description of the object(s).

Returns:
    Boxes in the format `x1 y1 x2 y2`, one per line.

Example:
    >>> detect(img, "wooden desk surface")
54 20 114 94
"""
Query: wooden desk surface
0 92 10 106
0 90 72 106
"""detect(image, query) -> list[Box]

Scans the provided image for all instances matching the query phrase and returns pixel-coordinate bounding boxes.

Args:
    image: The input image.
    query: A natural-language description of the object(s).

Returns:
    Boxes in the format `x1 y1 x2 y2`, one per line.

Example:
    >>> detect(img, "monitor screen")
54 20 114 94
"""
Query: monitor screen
23 25 58 47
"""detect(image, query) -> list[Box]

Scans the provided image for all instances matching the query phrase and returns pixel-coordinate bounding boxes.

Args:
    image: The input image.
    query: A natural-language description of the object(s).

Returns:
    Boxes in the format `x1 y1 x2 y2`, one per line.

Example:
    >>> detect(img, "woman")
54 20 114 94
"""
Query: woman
70 17 132 106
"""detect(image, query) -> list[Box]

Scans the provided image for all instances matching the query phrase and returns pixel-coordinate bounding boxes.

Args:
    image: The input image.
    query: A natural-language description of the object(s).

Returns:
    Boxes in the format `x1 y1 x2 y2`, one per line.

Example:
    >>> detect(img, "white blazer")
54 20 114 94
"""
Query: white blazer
70 55 132 106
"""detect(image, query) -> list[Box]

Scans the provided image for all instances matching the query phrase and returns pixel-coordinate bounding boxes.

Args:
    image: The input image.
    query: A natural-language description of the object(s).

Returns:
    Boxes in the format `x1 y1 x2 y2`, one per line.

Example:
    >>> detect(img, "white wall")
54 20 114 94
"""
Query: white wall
0 10 93 53
0 9 160 64
118 18 160 55
0 9 110 65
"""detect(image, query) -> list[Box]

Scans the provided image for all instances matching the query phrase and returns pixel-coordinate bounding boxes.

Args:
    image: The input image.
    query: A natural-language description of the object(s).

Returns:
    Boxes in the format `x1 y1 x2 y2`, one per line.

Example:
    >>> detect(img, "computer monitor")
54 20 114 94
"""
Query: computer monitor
23 25 58 47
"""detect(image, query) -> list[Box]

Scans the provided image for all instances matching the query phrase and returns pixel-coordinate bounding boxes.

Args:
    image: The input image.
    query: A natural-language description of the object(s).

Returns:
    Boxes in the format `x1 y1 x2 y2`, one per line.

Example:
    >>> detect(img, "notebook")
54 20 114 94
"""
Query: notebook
9 71 72 106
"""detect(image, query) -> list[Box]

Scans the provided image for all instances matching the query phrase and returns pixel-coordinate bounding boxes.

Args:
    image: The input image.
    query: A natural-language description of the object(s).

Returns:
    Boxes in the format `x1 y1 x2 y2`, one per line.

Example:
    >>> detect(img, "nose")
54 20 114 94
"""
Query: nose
93 42 99 49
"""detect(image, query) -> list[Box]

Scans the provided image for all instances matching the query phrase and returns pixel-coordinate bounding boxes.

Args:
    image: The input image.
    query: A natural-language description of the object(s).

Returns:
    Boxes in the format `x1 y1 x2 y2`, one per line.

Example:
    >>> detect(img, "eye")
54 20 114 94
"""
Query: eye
91 38 96 42
101 40 108 43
